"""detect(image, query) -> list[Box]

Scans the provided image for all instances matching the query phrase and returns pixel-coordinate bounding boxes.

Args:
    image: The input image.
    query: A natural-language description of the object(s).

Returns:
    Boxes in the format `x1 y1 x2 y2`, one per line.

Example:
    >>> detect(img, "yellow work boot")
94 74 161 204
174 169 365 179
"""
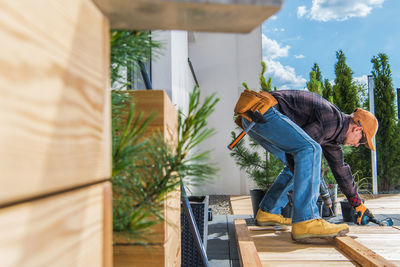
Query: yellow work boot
291 219 349 242
255 209 292 226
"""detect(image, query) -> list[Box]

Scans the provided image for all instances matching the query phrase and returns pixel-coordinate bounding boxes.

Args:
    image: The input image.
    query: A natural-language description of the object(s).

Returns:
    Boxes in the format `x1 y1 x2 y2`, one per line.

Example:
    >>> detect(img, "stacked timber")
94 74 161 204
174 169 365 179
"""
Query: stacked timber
0 0 112 266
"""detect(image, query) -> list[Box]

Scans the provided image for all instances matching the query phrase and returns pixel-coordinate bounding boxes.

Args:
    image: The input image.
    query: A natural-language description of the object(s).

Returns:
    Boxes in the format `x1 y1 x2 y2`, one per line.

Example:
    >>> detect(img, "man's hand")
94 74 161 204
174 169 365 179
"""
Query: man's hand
354 202 374 225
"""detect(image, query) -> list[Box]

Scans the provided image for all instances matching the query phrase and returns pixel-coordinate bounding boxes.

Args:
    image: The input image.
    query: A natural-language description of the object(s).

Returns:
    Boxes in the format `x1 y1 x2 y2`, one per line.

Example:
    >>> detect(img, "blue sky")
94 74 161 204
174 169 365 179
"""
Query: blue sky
262 0 400 92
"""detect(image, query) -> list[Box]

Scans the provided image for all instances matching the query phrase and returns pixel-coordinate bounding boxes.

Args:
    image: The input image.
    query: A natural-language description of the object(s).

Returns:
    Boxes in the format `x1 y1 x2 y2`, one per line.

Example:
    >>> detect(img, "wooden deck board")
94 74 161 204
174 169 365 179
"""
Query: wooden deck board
230 194 400 216
234 219 262 267
230 195 253 215
249 226 400 266
232 194 400 266
335 236 397 267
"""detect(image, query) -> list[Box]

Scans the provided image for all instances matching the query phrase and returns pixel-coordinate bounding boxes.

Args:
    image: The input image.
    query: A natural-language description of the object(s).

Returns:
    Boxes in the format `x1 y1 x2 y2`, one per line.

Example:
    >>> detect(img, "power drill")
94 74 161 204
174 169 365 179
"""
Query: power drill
319 177 334 216
355 211 394 226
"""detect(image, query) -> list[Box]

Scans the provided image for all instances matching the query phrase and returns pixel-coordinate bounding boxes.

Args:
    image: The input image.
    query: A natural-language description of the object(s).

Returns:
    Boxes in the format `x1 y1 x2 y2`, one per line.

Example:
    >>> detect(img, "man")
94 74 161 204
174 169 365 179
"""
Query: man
236 89 378 242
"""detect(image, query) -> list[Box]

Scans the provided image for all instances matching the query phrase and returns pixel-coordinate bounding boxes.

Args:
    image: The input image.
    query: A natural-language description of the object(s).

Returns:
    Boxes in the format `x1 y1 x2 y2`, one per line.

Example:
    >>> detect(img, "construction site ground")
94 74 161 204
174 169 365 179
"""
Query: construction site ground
207 194 400 267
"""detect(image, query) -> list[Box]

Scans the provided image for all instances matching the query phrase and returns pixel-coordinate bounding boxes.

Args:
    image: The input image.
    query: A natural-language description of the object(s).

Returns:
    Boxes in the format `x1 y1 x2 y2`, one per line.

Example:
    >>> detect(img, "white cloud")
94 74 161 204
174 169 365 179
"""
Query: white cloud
295 54 305 59
298 0 384 22
262 34 306 89
262 57 307 89
297 6 307 18
270 15 278 20
273 28 286 32
353 75 368 86
262 34 290 59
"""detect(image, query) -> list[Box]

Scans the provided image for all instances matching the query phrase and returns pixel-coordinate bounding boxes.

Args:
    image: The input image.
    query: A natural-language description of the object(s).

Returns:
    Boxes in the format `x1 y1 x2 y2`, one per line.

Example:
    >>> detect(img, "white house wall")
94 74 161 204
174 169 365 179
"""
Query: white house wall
152 30 193 115
188 27 262 195
152 27 261 195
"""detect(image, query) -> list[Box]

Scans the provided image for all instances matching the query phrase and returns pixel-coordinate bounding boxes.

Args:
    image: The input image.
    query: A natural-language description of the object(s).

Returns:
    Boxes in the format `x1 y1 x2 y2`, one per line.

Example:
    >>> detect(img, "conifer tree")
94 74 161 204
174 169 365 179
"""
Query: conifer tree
371 53 399 190
332 51 372 190
260 61 272 92
323 79 333 103
333 50 359 113
310 63 333 102
312 63 323 84
307 71 322 95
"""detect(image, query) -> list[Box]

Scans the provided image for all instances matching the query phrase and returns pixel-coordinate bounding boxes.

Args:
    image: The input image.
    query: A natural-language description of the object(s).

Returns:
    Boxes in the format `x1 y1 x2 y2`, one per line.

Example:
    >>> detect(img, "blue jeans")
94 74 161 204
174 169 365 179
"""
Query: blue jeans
242 107 322 223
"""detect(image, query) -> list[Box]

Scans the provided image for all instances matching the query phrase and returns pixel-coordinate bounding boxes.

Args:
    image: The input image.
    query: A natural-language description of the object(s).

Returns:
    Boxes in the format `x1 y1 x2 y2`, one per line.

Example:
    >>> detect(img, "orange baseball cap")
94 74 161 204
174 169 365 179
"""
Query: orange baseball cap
352 108 379 151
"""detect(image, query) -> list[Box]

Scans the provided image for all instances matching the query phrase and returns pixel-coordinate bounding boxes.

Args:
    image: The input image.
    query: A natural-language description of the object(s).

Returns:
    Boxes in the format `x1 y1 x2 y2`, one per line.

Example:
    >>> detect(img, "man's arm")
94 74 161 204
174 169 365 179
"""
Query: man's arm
321 143 362 207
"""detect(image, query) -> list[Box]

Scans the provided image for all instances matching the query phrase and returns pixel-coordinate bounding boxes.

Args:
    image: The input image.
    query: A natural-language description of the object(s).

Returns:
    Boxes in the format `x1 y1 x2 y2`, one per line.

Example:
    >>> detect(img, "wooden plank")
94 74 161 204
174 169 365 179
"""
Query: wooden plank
251 229 351 262
113 191 181 266
92 0 282 33
113 190 181 244
131 90 178 144
346 226 400 263
231 195 253 215
362 194 400 215
335 236 397 267
232 194 400 266
259 260 356 266
114 244 165 267
234 219 262 267
103 182 113 267
0 0 111 205
0 183 106 267
164 190 181 267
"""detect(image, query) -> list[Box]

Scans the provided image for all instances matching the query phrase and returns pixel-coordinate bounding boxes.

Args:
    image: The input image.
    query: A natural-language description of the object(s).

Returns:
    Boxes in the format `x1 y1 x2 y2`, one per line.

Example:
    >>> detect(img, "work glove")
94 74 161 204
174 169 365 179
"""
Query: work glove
354 202 375 225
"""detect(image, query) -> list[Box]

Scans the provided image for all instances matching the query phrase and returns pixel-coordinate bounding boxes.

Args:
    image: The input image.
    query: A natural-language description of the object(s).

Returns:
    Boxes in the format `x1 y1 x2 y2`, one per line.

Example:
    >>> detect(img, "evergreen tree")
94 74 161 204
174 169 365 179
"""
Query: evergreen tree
371 53 399 190
333 50 359 113
323 79 333 103
307 71 322 95
332 50 373 192
312 63 323 84
260 61 272 92
310 63 333 102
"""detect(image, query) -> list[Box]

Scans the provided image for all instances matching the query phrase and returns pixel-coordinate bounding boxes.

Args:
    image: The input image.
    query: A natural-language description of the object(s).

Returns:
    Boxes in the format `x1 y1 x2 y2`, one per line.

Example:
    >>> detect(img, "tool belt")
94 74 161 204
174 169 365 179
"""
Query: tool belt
234 90 278 129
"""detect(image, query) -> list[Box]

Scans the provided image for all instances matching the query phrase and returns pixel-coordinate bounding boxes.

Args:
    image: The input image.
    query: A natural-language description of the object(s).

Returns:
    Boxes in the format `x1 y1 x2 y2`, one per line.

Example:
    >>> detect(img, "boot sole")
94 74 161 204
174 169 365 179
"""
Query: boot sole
292 228 349 243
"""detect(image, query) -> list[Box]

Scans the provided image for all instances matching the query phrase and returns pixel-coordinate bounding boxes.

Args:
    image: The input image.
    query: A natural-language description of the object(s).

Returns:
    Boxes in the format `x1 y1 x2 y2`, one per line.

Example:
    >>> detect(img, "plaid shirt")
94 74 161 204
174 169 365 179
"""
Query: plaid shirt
270 90 362 207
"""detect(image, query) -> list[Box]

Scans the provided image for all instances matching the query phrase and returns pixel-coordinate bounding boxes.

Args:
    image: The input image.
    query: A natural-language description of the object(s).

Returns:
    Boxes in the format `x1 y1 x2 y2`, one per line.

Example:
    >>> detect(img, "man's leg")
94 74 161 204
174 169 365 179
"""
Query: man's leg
260 166 293 214
243 107 321 222
244 129 294 215
243 107 348 240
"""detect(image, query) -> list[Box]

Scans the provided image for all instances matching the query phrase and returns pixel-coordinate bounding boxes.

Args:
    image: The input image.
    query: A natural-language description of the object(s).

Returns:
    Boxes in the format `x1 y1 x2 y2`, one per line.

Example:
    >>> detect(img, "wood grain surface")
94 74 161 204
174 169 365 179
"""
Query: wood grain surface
113 91 180 267
235 219 262 267
0 183 107 267
336 236 397 267
0 0 111 205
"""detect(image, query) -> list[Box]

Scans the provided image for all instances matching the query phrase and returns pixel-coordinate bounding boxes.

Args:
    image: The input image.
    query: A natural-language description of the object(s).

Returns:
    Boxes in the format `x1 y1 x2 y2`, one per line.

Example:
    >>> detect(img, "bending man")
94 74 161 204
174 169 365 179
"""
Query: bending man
235 89 378 242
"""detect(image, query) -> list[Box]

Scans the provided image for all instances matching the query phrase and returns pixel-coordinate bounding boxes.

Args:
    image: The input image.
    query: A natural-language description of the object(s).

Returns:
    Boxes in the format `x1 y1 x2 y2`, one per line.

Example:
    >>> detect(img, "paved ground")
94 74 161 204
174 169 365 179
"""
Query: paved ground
207 215 253 267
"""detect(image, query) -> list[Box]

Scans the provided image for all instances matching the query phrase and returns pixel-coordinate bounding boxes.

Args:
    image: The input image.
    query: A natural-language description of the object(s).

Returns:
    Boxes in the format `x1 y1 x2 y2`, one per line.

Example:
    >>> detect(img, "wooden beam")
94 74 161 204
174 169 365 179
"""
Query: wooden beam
0 183 106 266
335 236 397 267
234 219 262 267
92 0 282 33
0 0 111 206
